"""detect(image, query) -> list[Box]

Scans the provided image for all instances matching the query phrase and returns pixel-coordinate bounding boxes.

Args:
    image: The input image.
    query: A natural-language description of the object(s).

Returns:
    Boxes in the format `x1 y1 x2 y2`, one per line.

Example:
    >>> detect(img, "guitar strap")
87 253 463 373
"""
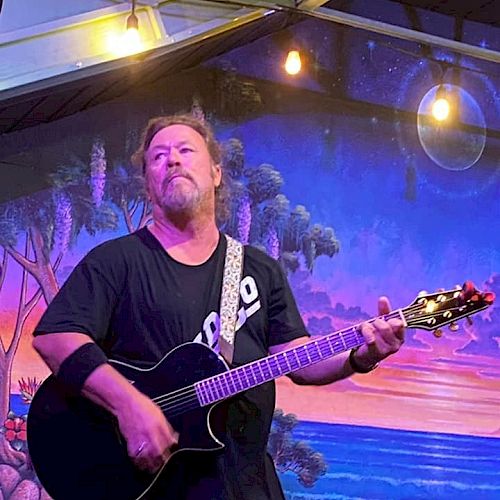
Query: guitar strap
219 234 244 366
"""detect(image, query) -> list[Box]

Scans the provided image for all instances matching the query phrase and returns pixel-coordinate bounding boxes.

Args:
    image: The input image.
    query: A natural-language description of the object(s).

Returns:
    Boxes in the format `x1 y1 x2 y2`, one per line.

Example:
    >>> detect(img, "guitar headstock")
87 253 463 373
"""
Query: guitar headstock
403 281 495 335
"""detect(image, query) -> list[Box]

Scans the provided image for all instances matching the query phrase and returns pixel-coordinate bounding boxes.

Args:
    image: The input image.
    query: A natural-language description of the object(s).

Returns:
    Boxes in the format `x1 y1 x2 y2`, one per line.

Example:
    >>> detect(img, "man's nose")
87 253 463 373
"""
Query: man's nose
167 148 181 167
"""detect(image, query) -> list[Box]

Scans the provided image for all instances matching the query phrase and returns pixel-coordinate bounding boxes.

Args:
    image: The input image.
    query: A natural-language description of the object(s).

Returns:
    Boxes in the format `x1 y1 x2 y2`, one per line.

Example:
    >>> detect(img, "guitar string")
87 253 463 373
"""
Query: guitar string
150 302 465 407
155 318 415 416
150 301 470 416
150 326 367 408
152 328 368 415
152 325 370 415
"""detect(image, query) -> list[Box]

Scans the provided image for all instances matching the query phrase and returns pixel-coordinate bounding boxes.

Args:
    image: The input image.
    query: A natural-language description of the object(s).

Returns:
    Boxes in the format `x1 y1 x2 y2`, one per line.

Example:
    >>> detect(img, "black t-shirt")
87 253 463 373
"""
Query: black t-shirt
34 228 308 499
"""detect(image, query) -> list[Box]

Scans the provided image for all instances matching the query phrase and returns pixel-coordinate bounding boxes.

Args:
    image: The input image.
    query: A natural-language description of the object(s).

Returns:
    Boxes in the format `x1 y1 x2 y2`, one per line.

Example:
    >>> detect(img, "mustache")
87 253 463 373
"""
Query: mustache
163 169 194 186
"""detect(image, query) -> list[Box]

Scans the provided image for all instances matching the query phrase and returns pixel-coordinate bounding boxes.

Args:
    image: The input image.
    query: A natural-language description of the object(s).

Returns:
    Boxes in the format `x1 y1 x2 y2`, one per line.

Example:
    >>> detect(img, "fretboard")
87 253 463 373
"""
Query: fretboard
194 314 393 406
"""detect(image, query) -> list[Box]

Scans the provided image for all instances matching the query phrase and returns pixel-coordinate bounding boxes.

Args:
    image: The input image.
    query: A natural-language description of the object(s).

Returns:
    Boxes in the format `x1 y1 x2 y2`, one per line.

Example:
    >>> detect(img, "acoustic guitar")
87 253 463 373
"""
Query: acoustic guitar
27 282 494 499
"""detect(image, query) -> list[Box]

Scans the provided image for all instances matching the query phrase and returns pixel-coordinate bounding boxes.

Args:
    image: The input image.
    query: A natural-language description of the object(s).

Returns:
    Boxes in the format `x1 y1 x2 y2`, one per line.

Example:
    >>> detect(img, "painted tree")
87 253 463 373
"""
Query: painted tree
106 162 150 233
222 139 250 243
90 139 107 208
220 138 340 272
0 233 48 471
0 140 117 494
105 128 151 233
268 409 327 487
262 194 289 260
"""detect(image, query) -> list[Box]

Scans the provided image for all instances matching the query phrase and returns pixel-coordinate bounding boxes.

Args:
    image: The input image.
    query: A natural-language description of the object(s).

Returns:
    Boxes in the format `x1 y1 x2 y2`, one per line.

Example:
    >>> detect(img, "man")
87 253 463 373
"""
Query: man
33 114 405 499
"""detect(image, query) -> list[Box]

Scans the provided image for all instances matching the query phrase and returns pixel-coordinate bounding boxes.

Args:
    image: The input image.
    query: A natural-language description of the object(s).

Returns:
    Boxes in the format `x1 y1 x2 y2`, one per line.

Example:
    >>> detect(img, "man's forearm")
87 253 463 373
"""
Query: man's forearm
81 363 147 419
290 349 354 385
286 337 379 386
33 333 144 419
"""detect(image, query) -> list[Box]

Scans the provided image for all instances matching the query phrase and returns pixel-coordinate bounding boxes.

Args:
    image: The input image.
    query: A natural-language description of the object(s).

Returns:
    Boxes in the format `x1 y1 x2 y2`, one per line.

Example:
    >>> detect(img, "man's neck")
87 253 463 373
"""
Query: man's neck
148 211 220 265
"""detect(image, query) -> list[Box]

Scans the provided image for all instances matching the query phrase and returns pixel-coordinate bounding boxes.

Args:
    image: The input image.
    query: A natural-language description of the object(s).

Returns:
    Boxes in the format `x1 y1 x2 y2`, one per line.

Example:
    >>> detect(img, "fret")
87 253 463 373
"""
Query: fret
220 375 229 398
214 376 224 400
340 333 347 350
248 366 257 385
293 349 302 369
283 353 292 372
329 337 342 354
347 332 356 348
204 380 216 403
269 355 281 376
279 353 290 373
231 371 242 393
305 346 312 363
224 372 236 396
257 362 266 382
310 341 322 361
288 350 300 371
243 367 251 387
236 369 246 392
300 346 310 365
330 338 340 353
319 340 332 357
203 381 212 405
250 364 260 385
262 360 272 379
242 366 251 387
195 382 207 405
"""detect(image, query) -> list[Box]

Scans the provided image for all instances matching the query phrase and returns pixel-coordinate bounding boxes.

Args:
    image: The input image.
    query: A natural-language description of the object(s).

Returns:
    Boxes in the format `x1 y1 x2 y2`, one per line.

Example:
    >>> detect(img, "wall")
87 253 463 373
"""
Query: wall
0 7 499 500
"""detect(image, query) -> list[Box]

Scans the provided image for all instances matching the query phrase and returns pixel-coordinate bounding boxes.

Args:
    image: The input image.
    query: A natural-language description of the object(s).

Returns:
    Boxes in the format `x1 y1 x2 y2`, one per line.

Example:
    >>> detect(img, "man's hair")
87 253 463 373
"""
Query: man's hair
132 114 230 222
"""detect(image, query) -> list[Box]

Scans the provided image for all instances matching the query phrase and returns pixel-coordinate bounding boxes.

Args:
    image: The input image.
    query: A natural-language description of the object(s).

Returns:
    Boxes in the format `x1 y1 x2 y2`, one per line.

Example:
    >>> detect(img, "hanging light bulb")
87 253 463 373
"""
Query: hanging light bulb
108 0 142 57
123 0 141 53
432 84 450 121
126 10 139 36
285 50 302 75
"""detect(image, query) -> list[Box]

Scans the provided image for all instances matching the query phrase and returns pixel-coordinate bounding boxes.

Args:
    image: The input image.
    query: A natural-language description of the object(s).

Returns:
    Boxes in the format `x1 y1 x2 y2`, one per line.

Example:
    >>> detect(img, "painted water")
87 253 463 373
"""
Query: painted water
11 396 500 499
281 421 500 499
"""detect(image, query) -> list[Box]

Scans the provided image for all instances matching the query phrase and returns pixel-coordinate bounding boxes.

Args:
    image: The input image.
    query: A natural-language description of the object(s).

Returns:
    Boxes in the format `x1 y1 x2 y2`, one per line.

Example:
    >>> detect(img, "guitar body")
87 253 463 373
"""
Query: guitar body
27 342 229 500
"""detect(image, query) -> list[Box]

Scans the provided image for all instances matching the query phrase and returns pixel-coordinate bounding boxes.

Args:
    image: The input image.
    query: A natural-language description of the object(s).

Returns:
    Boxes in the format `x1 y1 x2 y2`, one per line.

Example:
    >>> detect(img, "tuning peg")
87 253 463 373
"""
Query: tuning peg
466 317 473 326
418 290 429 297
433 329 443 338
484 292 496 305
449 322 459 332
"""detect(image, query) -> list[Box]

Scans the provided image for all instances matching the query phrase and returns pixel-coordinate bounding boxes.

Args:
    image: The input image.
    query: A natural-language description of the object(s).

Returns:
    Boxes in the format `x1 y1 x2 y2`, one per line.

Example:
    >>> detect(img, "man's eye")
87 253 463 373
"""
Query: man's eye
180 147 193 154
154 152 166 160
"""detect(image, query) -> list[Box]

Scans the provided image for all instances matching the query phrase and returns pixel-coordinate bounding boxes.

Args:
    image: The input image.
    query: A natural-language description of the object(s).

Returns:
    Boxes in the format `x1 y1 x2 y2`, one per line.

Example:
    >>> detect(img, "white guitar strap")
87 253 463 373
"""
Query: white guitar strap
219 234 244 366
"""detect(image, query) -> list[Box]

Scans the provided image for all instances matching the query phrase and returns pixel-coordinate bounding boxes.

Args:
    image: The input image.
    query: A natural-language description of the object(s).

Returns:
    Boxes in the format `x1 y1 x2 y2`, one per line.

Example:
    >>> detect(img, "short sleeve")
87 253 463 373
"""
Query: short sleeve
267 263 309 346
33 250 120 345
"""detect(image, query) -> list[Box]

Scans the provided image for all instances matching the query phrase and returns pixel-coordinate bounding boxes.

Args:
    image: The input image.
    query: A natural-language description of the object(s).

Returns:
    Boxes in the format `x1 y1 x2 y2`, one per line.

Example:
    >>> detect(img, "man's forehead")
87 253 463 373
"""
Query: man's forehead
148 124 204 148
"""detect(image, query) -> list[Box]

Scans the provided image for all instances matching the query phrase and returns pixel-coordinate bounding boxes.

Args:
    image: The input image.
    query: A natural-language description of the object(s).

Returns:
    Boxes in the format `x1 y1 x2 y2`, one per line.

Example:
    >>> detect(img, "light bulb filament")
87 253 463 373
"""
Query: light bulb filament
285 50 301 75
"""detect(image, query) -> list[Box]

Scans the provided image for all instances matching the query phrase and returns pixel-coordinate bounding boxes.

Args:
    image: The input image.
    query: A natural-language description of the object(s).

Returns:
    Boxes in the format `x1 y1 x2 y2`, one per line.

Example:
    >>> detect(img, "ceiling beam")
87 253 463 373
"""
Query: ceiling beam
296 5 500 64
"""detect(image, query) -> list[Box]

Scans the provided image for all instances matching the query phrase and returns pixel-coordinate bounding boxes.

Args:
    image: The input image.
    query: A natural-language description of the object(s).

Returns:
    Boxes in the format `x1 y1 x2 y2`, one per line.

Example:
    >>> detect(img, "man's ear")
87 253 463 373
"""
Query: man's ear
212 163 222 187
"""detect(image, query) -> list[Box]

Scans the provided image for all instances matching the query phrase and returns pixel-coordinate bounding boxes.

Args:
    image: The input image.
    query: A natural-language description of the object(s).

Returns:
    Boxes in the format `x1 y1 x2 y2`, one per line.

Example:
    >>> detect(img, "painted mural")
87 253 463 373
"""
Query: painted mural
1 7 499 500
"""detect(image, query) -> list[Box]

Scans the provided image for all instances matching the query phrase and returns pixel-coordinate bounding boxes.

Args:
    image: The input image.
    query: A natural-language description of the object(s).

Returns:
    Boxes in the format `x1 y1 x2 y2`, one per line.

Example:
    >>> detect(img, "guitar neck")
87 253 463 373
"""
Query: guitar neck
195 309 404 406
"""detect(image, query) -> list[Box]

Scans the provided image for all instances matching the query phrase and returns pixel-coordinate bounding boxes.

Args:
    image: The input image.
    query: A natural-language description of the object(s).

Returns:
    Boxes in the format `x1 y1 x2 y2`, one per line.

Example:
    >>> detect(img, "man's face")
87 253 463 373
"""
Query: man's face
144 124 221 216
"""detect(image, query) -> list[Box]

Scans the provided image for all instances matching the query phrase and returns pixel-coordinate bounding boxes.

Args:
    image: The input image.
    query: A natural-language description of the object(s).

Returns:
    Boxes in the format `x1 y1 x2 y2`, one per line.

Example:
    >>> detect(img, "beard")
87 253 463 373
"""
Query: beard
156 175 218 220
147 166 218 219
158 177 202 216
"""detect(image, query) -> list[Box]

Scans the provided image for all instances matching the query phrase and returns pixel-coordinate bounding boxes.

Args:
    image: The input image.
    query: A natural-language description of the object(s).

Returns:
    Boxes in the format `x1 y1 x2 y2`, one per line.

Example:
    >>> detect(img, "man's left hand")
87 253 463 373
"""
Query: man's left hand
353 296 405 371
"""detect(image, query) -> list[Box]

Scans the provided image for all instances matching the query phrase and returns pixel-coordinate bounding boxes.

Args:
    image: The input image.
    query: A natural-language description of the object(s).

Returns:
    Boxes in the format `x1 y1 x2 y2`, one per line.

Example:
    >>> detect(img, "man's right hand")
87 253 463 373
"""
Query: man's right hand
33 334 179 475
117 392 179 473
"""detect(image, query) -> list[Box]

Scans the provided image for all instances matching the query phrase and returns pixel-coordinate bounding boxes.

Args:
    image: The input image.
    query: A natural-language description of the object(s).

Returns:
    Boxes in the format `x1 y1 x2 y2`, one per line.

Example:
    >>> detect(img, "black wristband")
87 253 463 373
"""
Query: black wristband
349 346 379 374
57 342 108 395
